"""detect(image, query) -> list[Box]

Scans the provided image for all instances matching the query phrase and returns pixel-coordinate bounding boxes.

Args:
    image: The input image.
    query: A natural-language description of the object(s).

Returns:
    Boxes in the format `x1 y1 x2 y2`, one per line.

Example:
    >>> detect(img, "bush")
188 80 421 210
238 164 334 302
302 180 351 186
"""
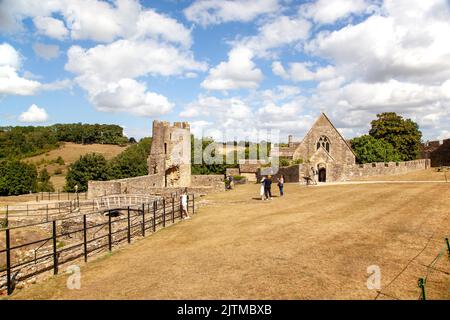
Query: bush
54 168 63 175
37 168 54 192
233 175 245 181
65 153 110 192
279 158 290 167
55 156 65 165
0 159 37 195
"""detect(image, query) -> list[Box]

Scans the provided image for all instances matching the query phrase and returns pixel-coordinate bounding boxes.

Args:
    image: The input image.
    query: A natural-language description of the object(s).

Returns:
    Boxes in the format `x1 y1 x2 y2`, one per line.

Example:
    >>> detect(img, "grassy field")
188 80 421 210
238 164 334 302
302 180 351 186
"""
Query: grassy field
8 170 449 300
23 142 128 191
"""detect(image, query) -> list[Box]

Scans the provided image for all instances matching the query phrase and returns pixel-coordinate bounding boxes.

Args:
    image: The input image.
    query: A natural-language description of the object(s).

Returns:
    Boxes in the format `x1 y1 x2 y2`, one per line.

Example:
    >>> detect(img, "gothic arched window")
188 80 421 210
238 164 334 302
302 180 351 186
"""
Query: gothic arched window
317 136 330 152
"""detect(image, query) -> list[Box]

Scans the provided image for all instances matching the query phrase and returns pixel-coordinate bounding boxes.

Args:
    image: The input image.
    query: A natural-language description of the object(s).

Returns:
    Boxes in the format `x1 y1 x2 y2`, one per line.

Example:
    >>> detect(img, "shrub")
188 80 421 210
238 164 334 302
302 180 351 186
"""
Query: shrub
65 153 110 192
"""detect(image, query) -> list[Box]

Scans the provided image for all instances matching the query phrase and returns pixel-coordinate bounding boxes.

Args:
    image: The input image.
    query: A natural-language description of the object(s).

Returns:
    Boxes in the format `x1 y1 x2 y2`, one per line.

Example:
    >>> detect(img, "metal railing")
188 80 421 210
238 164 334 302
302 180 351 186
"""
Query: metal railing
0 194 195 295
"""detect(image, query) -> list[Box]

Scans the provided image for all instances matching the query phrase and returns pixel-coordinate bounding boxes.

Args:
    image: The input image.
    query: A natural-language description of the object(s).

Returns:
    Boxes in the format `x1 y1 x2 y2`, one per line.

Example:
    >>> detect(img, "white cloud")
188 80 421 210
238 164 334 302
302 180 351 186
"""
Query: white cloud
272 61 336 82
300 0 374 24
33 16 68 40
18 104 48 122
184 0 280 26
201 47 263 90
92 78 173 116
32 43 60 60
0 43 41 95
234 15 311 58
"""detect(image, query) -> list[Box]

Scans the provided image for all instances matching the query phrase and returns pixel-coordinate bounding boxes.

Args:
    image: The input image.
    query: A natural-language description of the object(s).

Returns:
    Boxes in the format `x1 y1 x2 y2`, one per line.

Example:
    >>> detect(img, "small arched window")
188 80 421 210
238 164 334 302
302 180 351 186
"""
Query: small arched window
317 136 330 152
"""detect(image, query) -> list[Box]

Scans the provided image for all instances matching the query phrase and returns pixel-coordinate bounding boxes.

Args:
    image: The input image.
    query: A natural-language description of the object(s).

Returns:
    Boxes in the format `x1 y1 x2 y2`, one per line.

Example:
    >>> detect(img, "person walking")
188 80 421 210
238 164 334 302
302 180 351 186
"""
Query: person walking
311 167 317 185
260 176 266 200
264 175 273 200
277 175 285 196
180 188 190 219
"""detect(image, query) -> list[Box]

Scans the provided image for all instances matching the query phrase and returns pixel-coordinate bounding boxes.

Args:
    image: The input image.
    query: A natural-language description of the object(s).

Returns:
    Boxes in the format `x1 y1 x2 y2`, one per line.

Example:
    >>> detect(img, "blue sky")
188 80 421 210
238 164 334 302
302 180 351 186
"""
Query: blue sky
1 0 450 142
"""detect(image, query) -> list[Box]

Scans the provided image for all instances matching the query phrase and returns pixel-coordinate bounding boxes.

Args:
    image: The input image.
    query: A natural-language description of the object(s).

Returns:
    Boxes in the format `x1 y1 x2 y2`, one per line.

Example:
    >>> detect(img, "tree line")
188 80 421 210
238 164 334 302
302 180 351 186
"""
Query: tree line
0 123 129 160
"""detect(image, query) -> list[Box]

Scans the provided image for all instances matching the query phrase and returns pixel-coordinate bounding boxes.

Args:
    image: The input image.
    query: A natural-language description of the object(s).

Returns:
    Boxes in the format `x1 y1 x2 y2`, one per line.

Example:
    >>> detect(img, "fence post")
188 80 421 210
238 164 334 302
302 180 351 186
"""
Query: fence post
142 203 145 237
46 204 49 222
26 204 29 216
58 191 60 201
52 220 58 275
446 237 450 259
172 197 175 223
153 201 156 232
187 195 189 214
6 205 8 225
193 194 195 214
418 278 426 300
83 215 88 262
6 228 11 295
108 213 112 252
127 207 131 243
180 197 182 220
163 199 166 228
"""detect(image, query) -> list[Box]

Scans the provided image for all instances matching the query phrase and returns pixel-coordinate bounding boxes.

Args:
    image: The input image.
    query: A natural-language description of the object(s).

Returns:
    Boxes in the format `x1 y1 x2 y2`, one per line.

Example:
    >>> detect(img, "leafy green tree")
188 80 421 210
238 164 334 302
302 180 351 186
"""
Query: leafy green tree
37 168 55 192
0 159 37 195
369 112 422 161
350 135 402 164
108 138 152 179
65 153 110 192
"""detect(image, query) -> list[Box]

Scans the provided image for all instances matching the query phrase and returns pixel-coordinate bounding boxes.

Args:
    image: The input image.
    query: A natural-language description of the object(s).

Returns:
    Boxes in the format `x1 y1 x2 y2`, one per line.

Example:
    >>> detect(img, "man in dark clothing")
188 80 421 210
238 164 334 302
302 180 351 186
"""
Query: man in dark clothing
264 175 273 200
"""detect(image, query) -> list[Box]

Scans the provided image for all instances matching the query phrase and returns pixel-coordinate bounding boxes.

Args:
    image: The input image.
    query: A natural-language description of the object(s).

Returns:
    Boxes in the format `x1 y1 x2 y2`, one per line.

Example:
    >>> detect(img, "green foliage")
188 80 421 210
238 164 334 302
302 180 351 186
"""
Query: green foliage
65 153 110 192
292 159 304 165
55 156 65 165
37 168 55 192
0 123 128 160
54 168 63 175
350 135 402 164
279 158 290 167
108 137 152 179
232 175 245 181
0 159 37 195
369 112 422 161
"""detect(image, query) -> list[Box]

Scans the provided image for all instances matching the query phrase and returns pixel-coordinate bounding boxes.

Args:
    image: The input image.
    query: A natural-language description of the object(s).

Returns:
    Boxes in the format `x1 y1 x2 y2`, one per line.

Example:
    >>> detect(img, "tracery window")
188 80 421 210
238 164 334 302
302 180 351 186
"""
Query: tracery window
316 136 330 152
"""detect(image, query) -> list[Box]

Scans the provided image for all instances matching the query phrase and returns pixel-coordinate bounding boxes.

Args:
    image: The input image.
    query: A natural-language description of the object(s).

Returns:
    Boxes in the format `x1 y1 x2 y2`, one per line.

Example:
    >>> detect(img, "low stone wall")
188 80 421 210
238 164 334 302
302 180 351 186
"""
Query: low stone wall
344 159 430 180
88 174 224 199
226 168 240 176
191 175 224 191
255 159 430 183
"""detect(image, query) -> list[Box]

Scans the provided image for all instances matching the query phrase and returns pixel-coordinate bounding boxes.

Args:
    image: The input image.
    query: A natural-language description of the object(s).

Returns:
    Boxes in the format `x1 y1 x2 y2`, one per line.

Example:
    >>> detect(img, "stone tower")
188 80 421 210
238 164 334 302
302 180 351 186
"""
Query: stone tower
147 121 191 188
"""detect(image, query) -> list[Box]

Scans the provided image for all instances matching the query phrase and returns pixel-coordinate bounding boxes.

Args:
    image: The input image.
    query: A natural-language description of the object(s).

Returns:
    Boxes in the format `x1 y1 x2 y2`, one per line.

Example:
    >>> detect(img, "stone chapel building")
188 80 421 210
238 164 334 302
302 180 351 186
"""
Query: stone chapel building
275 113 356 182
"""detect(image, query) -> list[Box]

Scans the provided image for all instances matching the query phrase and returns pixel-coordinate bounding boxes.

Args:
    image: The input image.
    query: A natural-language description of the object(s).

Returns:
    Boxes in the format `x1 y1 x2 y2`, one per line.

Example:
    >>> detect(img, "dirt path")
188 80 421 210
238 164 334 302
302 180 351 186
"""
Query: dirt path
9 181 450 300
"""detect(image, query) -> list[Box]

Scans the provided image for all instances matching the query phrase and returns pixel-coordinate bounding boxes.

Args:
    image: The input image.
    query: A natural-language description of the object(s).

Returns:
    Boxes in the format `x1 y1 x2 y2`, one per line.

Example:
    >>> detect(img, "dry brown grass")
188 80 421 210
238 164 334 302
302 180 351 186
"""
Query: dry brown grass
24 142 128 191
351 168 448 182
8 174 450 300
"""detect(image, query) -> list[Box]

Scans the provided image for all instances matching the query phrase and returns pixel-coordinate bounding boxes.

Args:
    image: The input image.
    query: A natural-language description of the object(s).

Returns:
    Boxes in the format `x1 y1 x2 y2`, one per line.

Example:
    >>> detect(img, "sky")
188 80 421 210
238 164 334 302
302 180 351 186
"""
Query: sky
0 0 449 142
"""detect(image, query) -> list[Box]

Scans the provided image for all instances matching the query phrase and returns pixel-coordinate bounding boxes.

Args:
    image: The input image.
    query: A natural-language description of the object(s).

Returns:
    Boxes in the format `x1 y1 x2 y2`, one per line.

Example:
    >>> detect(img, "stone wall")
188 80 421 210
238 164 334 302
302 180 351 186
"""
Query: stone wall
191 175 224 191
422 139 450 167
344 159 430 180
255 159 430 183
226 168 240 176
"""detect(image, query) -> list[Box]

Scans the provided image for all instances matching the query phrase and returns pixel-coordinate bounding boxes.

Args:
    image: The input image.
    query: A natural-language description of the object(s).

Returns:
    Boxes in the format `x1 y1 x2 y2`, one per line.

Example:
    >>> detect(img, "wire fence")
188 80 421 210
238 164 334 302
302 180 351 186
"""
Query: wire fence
0 193 195 296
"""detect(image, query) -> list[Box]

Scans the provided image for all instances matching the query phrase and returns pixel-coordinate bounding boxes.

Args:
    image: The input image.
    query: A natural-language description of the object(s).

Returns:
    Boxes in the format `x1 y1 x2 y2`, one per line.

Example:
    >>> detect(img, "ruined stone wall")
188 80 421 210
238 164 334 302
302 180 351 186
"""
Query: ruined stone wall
191 175 224 191
422 139 450 167
344 159 430 180
256 165 304 183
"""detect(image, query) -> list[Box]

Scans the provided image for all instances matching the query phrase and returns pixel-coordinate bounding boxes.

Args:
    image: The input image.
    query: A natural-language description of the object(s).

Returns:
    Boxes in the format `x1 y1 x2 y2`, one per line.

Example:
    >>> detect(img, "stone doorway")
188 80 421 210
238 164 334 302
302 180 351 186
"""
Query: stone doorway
318 167 326 182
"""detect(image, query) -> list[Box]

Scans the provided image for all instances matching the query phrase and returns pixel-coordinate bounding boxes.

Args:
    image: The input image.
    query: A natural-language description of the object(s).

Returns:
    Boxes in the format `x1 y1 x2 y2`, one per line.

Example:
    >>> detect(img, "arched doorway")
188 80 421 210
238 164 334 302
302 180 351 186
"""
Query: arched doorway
318 167 326 182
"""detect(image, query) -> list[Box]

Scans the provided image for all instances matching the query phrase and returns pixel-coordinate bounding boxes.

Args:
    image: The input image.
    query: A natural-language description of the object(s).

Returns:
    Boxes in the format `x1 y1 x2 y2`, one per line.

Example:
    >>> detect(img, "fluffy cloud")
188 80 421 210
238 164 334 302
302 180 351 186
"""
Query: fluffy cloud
201 47 263 90
234 15 311 58
0 0 192 45
18 104 48 122
33 16 68 40
92 78 173 116
0 43 41 95
32 43 60 60
184 0 280 26
300 0 374 24
272 61 336 82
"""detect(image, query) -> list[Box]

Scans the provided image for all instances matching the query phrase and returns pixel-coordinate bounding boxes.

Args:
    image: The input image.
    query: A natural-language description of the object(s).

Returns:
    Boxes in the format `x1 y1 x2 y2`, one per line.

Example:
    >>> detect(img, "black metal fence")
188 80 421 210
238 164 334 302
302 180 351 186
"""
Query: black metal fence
0 194 195 295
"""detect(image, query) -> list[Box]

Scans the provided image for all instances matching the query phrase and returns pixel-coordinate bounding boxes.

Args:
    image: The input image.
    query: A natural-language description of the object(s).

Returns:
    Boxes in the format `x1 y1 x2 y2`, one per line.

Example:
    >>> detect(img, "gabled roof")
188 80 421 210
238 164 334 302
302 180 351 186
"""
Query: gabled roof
298 113 356 158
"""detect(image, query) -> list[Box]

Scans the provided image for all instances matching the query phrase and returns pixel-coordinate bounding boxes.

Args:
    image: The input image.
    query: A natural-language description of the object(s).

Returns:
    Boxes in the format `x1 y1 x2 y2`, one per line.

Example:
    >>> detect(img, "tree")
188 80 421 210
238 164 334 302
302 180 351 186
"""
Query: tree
0 159 37 195
65 153 110 192
108 137 152 179
369 112 422 161
350 135 402 164
37 168 55 192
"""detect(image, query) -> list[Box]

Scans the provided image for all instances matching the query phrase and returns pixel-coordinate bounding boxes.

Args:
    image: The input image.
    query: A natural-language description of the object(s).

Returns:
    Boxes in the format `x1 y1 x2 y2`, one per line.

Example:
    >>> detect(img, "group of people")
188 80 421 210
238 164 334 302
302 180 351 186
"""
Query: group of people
260 175 284 201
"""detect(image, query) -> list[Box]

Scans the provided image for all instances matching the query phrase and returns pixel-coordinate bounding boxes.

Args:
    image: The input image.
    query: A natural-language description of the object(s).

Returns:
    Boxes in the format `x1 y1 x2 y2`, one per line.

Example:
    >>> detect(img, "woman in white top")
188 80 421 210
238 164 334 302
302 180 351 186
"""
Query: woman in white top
260 177 266 201
180 188 190 219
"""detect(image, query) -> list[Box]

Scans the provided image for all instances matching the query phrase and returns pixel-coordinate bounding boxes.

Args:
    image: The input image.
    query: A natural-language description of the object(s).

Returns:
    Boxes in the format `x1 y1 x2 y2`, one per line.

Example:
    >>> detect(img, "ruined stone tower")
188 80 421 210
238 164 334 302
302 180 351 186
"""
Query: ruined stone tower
147 121 191 188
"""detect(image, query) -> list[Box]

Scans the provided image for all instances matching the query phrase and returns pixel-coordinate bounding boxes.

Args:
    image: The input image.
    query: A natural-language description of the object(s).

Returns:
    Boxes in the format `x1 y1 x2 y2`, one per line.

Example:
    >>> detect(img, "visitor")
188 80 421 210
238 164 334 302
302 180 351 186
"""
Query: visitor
277 175 285 196
260 176 266 200
180 188 190 219
311 167 317 185
264 175 273 200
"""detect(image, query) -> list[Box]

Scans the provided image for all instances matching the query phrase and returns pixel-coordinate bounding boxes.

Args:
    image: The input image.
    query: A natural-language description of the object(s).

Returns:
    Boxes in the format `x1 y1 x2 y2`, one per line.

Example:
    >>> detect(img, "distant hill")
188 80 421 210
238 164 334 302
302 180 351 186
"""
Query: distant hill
0 123 129 160
23 142 129 190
